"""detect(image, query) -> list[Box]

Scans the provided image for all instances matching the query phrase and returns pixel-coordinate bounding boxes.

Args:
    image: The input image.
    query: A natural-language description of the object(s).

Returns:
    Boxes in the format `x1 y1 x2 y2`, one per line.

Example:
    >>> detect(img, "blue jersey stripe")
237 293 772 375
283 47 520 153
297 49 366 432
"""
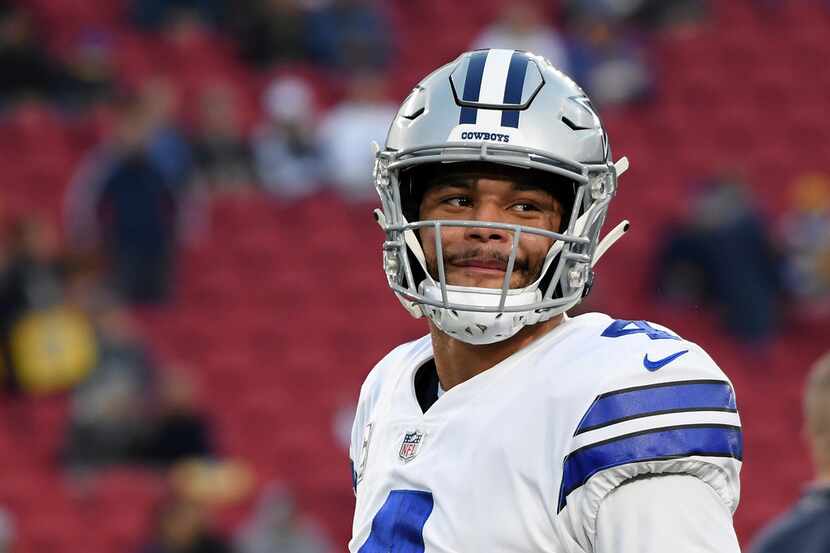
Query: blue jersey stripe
358 490 434 552
459 50 488 124
558 424 743 512
500 51 528 128
575 380 737 435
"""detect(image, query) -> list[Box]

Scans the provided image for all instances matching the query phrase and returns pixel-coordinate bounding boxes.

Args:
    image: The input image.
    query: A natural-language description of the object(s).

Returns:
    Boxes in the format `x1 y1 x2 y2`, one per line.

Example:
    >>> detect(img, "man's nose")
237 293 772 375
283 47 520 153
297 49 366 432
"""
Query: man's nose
463 202 511 242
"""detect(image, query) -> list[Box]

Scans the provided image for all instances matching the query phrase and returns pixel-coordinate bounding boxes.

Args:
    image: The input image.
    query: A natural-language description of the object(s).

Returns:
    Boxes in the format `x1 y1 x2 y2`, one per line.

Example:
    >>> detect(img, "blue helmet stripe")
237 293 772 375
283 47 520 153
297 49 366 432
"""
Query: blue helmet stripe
557 424 743 512
500 51 529 128
574 380 737 436
459 50 488 124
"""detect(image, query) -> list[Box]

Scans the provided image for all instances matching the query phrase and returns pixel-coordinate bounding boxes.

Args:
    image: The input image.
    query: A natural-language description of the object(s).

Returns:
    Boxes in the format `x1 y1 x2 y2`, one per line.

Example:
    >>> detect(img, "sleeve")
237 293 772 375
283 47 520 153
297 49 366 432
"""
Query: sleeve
594 474 741 553
557 343 743 551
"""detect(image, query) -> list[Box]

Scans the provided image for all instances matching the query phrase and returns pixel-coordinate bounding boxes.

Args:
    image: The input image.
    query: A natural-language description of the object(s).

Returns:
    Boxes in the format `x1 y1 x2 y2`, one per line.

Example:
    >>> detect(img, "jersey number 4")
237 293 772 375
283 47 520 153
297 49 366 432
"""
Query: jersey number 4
601 319 681 341
359 490 434 553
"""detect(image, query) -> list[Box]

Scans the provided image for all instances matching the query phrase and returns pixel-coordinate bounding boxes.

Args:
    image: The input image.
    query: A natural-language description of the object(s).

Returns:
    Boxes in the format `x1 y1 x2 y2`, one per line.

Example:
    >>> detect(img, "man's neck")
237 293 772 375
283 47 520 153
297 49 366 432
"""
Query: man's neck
429 315 564 391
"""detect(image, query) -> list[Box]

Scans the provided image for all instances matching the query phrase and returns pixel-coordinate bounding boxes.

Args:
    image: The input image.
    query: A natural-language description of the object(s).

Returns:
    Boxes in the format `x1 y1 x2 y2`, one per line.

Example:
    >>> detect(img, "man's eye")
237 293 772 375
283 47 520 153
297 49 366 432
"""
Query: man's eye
444 196 472 207
511 202 540 212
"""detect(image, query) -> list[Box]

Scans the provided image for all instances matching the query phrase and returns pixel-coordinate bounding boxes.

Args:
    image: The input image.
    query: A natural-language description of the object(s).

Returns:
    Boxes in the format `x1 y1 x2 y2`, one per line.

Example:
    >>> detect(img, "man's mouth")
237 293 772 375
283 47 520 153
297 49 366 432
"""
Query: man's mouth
451 258 509 275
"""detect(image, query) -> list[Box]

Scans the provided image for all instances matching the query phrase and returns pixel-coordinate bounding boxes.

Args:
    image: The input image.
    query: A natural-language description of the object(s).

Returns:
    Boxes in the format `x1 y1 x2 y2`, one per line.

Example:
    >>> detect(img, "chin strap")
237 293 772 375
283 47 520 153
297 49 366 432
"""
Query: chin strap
591 157 630 266
593 220 630 267
614 156 629 177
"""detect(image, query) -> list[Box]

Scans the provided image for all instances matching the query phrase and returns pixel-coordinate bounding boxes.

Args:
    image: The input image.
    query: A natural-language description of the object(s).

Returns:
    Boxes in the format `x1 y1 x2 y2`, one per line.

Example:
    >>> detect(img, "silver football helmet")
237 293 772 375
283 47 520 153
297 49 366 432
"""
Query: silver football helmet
374 49 630 344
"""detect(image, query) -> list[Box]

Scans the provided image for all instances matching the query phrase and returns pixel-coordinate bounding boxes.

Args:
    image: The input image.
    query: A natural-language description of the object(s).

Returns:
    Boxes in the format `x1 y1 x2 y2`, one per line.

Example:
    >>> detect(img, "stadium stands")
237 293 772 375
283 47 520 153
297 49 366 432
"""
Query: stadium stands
1 0 828 550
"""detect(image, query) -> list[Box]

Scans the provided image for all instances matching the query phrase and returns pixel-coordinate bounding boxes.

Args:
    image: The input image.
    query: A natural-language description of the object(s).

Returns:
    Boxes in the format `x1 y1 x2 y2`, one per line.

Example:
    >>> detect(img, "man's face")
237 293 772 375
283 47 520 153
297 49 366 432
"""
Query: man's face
418 172 563 290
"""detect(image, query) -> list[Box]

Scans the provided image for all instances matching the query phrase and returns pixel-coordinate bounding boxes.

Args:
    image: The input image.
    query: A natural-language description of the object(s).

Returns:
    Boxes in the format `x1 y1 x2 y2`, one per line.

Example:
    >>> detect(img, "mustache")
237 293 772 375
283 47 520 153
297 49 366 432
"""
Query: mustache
443 248 531 273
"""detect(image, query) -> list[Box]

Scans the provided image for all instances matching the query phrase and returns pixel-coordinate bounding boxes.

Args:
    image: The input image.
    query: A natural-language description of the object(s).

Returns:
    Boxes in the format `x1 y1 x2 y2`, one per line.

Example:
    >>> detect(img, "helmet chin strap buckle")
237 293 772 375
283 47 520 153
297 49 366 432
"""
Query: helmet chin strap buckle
581 270 595 298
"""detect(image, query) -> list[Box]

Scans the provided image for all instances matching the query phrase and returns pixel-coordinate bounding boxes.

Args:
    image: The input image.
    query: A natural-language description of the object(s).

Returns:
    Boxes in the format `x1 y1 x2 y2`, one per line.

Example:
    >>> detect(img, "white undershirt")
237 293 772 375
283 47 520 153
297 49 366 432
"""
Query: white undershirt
595 473 741 553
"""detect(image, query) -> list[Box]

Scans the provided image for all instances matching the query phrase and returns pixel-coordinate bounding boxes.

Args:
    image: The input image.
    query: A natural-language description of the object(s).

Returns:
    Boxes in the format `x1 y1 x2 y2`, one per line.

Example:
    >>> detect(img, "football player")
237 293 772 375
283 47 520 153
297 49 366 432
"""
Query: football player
350 49 742 552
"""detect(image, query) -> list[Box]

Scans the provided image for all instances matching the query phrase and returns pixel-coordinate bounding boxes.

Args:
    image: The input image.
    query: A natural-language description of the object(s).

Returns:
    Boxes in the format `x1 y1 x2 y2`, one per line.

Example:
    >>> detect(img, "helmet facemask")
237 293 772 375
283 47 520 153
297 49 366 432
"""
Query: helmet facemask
374 140 626 345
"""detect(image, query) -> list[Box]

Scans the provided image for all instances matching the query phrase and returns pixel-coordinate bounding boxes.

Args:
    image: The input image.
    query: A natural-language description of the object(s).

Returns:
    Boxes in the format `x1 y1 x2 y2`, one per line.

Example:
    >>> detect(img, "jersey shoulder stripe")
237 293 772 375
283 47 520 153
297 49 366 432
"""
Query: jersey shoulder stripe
574 379 738 435
557 423 743 512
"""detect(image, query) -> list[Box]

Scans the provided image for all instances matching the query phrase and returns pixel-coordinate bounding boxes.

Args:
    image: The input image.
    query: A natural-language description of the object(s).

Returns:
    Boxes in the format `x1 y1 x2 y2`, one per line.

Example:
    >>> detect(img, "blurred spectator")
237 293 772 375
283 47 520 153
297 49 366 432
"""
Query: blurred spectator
628 0 708 33
655 175 784 343
142 79 194 195
192 83 256 192
132 0 225 31
65 91 181 305
236 484 330 553
62 298 157 471
170 460 254 507
0 3 68 108
749 351 830 553
471 1 570 72
138 370 215 467
63 295 214 470
62 30 118 112
318 72 395 200
780 173 830 311
563 0 707 32
253 76 323 199
232 0 310 68
0 507 13 553
306 0 391 70
140 497 232 553
0 217 89 394
567 17 653 106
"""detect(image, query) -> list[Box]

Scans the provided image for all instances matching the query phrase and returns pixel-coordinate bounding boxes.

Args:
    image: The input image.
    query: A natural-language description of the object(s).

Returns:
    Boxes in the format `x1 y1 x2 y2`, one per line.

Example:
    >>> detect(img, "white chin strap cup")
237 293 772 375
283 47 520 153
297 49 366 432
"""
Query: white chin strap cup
419 281 543 345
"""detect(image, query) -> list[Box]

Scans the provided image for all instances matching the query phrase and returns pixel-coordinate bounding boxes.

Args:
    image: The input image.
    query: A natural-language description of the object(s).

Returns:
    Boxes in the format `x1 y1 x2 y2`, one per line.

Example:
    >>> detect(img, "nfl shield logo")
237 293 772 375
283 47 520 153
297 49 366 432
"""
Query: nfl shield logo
399 430 424 463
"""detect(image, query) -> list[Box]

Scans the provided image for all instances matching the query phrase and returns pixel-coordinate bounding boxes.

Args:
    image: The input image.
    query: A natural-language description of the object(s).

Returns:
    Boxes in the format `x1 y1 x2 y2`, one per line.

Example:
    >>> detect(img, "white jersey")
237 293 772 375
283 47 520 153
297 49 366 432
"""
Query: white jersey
348 313 742 553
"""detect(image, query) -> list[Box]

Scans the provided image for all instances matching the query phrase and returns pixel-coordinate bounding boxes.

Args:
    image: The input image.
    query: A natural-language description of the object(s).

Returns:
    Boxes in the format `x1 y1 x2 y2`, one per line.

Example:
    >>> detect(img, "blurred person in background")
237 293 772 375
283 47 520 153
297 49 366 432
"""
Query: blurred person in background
0 217 76 393
563 0 707 33
253 76 323 199
780 173 830 315
471 1 570 73
232 0 310 68
0 2 68 109
655 174 784 343
138 369 216 468
140 496 232 553
749 351 830 553
236 484 331 553
63 294 215 470
61 30 118 113
318 71 395 201
62 297 158 471
306 0 391 71
192 82 256 192
141 78 194 196
65 90 181 305
131 0 225 31
566 13 654 106
0 507 13 553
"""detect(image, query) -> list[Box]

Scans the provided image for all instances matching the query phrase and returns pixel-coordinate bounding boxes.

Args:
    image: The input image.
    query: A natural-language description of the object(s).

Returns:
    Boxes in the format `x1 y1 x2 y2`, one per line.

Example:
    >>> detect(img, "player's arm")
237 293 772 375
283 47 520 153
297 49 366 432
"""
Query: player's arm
556 326 743 552
594 473 740 553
